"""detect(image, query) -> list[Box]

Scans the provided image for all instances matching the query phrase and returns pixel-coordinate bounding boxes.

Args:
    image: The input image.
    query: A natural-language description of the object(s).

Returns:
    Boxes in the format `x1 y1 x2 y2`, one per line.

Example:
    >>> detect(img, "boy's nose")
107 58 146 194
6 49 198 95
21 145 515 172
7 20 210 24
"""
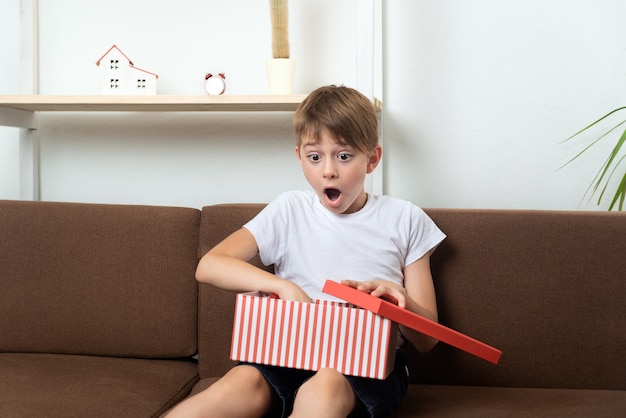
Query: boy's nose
323 161 338 179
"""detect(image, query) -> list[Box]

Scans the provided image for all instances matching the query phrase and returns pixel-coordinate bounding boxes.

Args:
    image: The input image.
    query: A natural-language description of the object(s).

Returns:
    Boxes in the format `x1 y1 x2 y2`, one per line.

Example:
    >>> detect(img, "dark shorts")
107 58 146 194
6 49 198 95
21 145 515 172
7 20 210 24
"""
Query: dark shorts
242 349 409 418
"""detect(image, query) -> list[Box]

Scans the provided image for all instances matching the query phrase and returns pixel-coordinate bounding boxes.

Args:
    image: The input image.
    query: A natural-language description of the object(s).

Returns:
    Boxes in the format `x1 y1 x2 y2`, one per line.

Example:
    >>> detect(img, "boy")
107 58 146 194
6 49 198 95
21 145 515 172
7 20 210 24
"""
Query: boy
166 85 445 418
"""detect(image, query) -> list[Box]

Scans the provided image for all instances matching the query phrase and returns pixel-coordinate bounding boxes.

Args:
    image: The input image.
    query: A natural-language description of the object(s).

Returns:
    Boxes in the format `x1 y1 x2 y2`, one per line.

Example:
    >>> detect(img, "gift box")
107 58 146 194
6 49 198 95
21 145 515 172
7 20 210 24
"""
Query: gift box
230 292 398 379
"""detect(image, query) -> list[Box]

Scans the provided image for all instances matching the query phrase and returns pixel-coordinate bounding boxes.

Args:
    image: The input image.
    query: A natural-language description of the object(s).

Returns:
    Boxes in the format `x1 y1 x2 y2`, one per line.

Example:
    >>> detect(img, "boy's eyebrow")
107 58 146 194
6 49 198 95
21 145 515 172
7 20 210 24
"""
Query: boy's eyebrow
301 140 319 148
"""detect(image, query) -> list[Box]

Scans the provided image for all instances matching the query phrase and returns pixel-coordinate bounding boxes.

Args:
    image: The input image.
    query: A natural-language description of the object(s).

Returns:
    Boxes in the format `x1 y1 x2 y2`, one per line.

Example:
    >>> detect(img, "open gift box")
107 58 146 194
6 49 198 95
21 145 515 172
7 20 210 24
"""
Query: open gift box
230 281 501 380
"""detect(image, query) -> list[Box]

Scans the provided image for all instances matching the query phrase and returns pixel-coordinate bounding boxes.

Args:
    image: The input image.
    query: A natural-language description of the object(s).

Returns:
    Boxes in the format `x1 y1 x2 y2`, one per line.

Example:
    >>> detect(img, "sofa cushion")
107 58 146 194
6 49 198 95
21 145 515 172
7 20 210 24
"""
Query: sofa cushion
413 209 626 390
179 379 626 417
401 385 626 417
0 200 200 358
0 353 199 418
197 204 270 378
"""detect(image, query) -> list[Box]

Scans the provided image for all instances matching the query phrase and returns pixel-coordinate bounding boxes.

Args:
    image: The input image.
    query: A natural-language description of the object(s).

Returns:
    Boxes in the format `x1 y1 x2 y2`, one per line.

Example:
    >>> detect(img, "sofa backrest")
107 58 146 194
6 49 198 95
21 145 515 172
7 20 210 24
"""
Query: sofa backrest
197 204 271 378
410 209 625 391
0 200 199 359
197 205 626 391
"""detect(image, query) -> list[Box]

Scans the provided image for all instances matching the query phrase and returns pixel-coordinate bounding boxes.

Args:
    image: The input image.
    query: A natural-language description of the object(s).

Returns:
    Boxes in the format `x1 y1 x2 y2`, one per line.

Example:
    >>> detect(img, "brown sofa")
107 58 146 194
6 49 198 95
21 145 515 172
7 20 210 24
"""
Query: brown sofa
1 200 625 417
0 200 200 418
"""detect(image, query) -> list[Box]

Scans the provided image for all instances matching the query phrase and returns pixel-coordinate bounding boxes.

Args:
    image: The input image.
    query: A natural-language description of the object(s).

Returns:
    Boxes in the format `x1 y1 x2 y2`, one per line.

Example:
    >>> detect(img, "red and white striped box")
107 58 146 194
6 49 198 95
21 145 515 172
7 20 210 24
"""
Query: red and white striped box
230 292 398 379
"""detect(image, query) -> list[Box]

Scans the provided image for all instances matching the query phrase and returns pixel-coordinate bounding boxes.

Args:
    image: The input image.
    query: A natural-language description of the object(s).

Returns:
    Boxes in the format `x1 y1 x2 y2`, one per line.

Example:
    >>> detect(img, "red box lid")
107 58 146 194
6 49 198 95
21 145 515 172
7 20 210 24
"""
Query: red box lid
322 280 501 365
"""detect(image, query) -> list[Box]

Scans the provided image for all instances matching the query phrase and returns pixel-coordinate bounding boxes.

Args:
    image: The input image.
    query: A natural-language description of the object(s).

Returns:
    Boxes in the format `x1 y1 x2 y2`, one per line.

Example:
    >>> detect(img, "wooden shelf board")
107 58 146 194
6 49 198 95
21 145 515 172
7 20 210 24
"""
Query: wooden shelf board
0 94 382 113
0 94 310 112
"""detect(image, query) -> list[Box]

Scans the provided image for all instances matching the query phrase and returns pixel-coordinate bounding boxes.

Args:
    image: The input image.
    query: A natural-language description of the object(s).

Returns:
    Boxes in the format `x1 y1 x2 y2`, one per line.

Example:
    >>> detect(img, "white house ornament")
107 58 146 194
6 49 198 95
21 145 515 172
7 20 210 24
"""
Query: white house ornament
95 45 158 95
204 73 226 95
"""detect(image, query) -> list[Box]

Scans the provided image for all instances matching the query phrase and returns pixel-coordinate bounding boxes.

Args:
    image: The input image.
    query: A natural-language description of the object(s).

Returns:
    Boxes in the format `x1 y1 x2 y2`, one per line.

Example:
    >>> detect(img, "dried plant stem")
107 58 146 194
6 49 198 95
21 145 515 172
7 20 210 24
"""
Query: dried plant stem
269 0 290 58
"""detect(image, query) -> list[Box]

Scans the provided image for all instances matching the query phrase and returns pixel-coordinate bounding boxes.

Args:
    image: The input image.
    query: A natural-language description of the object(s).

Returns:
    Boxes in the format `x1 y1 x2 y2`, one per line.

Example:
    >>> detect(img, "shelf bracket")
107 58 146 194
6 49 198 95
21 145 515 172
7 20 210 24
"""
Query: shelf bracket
0 107 38 129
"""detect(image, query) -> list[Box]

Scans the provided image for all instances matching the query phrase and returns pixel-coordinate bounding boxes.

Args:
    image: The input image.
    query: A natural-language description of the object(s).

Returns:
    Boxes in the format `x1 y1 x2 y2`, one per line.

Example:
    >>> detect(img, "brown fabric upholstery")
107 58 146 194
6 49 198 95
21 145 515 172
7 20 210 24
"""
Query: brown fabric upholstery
400 385 626 417
0 200 199 358
185 380 626 417
197 204 271 378
415 209 626 391
0 200 201 417
194 204 626 416
0 353 198 418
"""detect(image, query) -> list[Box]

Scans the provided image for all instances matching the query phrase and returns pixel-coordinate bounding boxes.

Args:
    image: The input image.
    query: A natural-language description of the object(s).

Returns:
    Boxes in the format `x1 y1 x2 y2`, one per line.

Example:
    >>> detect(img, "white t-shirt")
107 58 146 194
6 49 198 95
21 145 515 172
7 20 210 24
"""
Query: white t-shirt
244 190 446 301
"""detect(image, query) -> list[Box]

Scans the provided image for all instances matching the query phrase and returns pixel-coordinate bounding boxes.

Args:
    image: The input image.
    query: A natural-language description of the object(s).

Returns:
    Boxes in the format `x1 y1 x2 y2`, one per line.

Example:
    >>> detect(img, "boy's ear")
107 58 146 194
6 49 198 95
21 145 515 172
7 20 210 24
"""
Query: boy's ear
367 145 383 174
294 146 302 162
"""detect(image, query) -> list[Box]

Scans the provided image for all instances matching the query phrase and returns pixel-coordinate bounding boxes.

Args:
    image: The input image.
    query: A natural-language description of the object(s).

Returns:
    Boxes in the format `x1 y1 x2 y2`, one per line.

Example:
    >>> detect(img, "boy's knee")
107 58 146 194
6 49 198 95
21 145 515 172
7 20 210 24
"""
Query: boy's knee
187 365 272 417
293 369 356 415
301 368 353 396
313 367 347 381
227 365 270 392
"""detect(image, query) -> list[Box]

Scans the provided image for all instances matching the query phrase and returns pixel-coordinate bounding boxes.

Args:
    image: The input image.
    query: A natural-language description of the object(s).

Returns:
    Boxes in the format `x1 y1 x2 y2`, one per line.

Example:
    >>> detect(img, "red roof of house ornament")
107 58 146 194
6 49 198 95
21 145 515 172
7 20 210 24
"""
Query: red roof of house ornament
96 45 134 66
95 44 158 78
128 65 159 79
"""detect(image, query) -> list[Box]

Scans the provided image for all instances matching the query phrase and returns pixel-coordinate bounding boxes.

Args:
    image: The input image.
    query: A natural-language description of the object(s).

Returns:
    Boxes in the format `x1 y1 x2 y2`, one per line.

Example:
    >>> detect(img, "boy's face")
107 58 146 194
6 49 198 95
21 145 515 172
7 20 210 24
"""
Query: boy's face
295 130 381 214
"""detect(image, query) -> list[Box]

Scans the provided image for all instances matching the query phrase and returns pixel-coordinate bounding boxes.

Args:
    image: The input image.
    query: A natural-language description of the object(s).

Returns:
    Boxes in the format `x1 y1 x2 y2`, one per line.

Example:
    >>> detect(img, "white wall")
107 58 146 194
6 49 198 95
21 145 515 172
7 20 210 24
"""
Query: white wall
384 0 626 210
0 0 21 199
2 0 625 210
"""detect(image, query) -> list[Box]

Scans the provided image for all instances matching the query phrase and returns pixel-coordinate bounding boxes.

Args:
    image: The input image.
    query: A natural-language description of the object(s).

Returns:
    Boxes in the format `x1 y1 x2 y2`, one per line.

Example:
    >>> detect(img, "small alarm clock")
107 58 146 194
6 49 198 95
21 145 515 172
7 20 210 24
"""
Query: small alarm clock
204 73 226 95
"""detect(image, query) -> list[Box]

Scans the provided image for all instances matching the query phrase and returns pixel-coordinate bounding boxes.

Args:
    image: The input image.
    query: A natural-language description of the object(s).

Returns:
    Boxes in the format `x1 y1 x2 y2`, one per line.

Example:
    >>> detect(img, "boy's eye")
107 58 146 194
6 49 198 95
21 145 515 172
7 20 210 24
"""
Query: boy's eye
338 153 352 161
308 154 321 162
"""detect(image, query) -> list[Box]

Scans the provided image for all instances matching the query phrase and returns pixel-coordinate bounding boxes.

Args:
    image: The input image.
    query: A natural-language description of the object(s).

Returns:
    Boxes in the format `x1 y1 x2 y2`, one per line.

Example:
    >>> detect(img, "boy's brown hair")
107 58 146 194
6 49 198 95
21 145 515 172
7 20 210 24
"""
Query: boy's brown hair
293 85 378 153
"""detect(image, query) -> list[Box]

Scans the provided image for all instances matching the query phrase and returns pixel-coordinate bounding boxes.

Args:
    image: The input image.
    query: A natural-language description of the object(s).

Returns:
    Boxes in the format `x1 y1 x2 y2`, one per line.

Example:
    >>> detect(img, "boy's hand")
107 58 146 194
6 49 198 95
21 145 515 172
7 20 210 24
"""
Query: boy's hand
274 279 312 303
341 279 407 308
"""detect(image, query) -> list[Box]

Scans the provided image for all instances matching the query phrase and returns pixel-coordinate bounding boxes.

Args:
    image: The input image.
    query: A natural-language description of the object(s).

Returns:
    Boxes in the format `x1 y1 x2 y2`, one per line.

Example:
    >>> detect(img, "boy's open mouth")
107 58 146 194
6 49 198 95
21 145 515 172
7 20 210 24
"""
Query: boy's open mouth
324 188 341 202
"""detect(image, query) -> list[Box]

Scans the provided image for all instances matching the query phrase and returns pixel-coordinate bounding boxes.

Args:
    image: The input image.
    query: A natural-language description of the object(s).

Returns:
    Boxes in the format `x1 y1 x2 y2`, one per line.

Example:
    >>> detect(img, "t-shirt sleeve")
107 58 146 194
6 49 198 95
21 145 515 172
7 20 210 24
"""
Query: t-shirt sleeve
405 205 446 266
243 192 291 267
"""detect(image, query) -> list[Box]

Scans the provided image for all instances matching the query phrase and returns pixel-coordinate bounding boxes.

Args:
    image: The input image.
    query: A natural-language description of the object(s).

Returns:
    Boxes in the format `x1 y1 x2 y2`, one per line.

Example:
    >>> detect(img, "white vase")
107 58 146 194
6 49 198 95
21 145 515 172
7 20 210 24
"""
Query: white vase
266 58 296 94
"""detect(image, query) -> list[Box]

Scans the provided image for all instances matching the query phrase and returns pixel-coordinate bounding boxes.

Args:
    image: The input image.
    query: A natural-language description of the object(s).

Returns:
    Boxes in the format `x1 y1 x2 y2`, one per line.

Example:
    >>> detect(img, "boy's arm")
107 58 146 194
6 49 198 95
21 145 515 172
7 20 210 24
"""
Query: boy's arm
342 253 439 353
196 227 312 302
399 254 439 353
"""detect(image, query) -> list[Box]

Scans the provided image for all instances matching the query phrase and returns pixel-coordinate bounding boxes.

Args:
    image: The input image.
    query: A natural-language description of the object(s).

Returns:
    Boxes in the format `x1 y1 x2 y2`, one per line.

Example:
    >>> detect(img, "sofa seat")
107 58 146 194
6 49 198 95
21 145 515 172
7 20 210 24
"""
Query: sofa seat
175 378 626 417
402 385 626 417
0 353 199 418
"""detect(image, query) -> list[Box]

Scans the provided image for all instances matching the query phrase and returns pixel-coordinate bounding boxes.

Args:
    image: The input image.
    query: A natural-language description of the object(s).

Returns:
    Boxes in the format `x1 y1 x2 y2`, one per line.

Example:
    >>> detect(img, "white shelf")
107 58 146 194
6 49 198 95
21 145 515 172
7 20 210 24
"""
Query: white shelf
0 94 382 129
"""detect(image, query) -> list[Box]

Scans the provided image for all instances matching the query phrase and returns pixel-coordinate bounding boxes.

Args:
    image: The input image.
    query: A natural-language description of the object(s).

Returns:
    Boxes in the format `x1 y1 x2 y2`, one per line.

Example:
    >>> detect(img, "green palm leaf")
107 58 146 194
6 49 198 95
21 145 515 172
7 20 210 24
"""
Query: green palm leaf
560 107 626 211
